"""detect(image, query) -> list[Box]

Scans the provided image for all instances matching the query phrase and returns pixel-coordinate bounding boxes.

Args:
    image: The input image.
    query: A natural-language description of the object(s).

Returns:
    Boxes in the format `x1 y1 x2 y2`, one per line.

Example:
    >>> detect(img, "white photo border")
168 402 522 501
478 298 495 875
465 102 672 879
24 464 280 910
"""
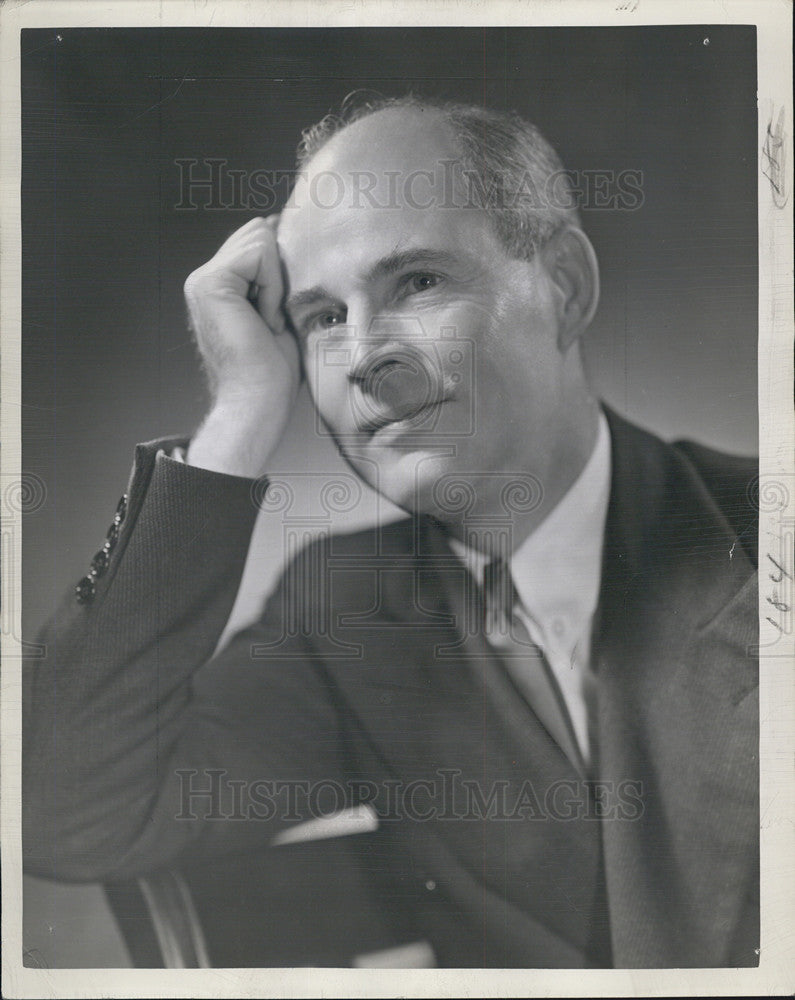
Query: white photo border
2 1 792 996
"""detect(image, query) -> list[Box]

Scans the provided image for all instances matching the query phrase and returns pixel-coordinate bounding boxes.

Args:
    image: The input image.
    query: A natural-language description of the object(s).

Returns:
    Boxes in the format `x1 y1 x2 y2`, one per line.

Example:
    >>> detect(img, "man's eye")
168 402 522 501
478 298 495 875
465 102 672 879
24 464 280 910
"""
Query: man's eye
406 272 441 293
307 310 346 333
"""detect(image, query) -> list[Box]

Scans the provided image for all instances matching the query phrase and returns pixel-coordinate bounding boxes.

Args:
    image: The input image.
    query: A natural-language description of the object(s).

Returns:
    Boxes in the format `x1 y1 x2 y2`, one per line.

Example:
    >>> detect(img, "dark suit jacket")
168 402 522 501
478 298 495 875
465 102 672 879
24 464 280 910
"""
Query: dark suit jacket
23 408 759 968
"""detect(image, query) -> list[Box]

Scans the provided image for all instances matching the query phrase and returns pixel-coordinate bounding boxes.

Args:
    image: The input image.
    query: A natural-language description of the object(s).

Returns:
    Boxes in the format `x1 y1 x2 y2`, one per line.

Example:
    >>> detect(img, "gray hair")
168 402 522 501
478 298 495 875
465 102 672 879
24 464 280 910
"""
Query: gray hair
295 93 581 260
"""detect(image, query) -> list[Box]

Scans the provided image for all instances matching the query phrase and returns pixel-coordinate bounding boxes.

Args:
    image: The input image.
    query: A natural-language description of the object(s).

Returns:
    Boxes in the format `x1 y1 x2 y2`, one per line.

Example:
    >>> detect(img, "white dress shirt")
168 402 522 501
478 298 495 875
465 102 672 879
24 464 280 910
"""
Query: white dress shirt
448 412 612 764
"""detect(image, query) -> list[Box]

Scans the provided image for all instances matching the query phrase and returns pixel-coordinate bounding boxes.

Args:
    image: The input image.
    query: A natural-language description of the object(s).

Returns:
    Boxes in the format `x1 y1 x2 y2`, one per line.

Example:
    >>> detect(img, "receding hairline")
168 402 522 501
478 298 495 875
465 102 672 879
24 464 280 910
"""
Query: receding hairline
293 94 582 260
297 102 462 172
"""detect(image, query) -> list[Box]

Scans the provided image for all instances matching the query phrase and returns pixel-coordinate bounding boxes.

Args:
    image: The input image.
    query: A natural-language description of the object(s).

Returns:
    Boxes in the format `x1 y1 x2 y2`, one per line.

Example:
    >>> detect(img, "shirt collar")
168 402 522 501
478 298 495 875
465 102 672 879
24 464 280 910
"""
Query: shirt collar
447 411 612 658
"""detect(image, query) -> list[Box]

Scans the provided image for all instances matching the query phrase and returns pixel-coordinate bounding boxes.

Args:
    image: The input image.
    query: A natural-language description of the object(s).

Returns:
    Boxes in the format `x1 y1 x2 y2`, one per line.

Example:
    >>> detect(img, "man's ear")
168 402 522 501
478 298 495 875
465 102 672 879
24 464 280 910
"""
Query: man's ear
543 226 600 353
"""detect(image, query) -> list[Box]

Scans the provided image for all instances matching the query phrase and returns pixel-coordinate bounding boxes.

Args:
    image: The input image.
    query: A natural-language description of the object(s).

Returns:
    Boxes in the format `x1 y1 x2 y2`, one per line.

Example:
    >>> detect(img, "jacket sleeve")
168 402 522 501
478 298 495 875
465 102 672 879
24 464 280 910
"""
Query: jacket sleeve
22 440 348 883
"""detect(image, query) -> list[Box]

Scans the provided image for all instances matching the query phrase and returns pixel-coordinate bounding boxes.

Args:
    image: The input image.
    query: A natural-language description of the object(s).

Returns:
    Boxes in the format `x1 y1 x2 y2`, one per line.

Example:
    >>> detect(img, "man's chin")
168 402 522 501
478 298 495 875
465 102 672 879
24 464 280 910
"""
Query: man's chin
350 447 460 517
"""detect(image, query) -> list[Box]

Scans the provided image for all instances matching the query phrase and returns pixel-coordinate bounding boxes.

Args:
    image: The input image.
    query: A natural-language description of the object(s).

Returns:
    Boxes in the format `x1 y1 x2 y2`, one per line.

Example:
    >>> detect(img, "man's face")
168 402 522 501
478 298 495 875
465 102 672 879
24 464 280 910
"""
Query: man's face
277 108 570 519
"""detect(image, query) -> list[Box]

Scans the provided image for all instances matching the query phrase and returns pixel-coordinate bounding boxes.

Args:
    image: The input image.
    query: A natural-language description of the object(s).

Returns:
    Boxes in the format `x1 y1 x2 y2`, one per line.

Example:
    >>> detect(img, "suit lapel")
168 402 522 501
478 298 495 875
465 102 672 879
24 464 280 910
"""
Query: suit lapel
321 515 490 786
595 410 758 966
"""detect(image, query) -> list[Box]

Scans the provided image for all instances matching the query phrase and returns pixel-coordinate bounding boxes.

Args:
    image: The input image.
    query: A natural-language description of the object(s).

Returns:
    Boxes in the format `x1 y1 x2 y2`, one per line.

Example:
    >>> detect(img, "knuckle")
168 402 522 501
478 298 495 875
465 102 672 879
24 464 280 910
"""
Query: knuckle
183 268 206 298
241 218 269 241
184 264 221 302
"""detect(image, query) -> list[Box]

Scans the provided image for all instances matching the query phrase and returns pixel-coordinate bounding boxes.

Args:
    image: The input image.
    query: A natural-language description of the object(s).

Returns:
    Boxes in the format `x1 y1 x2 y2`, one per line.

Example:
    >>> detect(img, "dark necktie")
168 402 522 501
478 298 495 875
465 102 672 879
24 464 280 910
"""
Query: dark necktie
482 557 585 774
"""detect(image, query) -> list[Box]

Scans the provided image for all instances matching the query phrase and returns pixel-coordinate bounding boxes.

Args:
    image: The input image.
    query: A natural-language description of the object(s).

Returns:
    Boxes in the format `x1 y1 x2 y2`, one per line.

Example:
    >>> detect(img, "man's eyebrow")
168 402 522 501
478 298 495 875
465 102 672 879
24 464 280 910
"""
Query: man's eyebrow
285 286 334 315
285 248 459 315
365 247 459 282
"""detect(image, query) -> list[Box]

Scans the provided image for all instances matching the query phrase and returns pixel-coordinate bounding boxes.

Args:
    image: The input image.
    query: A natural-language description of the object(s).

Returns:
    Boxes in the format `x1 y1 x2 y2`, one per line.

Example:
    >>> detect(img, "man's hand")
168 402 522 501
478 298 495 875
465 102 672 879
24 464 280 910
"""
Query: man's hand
184 216 301 477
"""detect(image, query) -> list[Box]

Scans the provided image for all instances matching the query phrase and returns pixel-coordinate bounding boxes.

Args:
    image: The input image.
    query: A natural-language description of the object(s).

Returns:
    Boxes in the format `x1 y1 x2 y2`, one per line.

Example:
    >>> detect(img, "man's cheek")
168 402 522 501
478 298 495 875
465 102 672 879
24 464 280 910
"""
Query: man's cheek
305 356 345 427
323 391 364 445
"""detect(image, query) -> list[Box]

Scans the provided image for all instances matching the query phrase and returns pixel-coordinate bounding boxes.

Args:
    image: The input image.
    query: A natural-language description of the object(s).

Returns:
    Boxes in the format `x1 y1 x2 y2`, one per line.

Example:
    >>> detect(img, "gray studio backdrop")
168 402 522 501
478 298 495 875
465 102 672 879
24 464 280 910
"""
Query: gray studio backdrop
21 26 757 966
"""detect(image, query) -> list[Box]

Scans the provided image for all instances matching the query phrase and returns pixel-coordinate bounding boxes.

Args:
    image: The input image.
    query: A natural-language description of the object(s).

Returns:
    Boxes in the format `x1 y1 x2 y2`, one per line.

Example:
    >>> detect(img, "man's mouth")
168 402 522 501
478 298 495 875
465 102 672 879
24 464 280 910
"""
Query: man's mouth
359 398 448 438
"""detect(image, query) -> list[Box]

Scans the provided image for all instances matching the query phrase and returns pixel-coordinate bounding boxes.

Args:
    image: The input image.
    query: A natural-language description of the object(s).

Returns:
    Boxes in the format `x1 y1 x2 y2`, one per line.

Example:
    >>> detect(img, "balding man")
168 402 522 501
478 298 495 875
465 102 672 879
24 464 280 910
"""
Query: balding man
23 97 759 969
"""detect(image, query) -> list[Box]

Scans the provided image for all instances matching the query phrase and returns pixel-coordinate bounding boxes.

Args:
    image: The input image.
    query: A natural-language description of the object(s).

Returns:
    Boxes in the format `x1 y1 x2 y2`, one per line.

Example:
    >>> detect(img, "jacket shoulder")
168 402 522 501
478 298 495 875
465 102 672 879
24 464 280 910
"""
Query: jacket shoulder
602 405 758 568
671 438 758 566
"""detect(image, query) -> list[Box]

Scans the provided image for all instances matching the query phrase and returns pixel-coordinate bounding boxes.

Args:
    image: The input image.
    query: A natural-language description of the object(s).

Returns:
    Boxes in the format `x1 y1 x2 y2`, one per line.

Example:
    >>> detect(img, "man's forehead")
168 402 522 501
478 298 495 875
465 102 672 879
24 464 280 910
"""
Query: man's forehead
306 105 459 173
282 107 462 217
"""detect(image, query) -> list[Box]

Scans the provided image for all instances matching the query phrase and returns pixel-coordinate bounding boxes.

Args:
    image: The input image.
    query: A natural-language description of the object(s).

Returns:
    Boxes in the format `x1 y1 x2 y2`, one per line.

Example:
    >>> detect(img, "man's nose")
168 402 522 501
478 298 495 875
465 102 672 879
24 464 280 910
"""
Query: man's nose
345 315 440 430
346 311 427 367
348 314 428 389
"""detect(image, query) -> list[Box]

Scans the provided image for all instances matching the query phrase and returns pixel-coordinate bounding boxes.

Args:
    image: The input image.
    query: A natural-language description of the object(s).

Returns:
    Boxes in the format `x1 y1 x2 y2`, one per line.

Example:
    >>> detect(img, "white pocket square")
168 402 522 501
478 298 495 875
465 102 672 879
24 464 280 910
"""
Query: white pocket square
270 804 379 847
353 940 436 968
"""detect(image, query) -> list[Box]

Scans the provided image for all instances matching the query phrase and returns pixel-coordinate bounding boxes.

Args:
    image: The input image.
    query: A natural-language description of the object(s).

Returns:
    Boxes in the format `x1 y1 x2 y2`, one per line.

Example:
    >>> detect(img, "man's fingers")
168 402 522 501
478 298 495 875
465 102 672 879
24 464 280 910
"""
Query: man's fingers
216 214 272 254
187 216 287 336
255 228 286 335
217 216 285 333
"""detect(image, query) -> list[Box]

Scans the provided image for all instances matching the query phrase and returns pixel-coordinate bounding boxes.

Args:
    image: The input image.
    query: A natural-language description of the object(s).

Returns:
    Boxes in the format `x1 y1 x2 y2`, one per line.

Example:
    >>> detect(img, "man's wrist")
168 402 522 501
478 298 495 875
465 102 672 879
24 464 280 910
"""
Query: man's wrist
186 403 280 478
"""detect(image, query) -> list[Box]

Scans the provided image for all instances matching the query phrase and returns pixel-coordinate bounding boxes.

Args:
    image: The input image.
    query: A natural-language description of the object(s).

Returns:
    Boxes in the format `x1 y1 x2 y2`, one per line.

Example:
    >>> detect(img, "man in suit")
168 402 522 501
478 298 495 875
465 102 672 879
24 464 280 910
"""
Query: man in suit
23 96 759 968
